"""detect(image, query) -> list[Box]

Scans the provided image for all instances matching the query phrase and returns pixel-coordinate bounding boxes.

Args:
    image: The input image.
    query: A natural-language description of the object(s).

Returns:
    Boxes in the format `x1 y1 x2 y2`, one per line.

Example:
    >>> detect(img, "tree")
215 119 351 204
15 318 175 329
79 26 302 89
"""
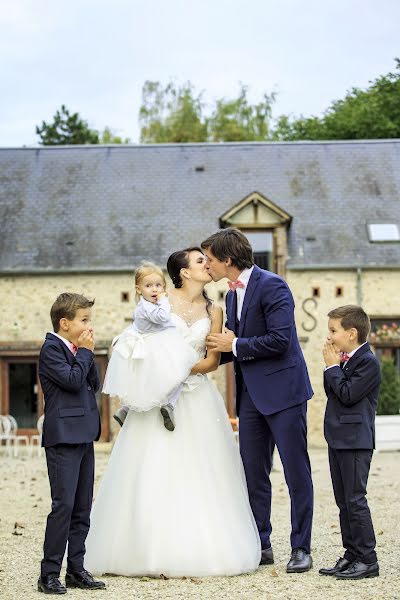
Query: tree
100 127 131 144
272 59 400 141
209 85 275 142
139 81 208 143
139 81 276 143
377 357 400 415
36 105 99 145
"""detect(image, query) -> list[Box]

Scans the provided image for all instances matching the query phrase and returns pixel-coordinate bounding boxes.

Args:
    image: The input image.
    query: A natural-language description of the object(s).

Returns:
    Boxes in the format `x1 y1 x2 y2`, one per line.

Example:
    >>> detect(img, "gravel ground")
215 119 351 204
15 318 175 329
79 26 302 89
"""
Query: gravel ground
0 445 399 600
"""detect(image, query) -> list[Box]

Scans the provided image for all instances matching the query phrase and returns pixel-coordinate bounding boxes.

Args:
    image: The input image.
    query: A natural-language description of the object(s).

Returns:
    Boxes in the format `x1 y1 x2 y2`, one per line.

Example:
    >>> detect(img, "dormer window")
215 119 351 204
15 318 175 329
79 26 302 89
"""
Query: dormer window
367 223 400 242
219 191 291 277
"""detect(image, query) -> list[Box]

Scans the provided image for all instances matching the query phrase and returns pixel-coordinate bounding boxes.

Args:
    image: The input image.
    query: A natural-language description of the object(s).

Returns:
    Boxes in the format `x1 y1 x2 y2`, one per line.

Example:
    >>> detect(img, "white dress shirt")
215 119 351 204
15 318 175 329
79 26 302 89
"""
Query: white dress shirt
50 331 77 355
231 266 254 357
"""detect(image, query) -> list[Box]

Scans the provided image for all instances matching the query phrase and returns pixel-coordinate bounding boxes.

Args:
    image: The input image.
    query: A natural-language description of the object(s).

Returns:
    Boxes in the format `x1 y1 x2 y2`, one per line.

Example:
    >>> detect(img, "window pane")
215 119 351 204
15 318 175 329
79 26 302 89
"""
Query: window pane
368 224 400 241
9 363 38 428
243 231 273 252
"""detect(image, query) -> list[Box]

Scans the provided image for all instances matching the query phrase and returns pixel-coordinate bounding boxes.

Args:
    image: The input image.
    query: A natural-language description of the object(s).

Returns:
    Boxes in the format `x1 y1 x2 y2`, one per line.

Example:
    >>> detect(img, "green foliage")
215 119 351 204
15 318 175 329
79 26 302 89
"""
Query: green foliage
273 59 400 141
209 85 275 142
100 127 131 144
36 105 99 145
139 81 275 143
139 81 208 143
377 357 400 415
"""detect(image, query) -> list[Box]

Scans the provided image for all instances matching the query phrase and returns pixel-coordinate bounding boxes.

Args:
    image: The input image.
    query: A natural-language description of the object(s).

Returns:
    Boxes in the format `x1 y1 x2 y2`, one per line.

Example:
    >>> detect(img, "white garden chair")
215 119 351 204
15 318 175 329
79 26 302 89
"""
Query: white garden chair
0 415 16 457
30 414 44 457
6 415 30 457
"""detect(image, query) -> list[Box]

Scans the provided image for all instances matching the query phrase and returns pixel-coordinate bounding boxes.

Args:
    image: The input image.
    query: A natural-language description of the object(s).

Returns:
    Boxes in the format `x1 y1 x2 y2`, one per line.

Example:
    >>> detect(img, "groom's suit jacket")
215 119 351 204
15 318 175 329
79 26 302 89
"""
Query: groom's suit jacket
225 265 313 415
39 333 101 447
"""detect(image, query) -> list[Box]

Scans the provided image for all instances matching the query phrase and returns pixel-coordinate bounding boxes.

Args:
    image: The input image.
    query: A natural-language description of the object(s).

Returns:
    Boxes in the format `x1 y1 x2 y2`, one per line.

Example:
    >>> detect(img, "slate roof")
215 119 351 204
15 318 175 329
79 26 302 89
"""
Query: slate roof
0 140 399 272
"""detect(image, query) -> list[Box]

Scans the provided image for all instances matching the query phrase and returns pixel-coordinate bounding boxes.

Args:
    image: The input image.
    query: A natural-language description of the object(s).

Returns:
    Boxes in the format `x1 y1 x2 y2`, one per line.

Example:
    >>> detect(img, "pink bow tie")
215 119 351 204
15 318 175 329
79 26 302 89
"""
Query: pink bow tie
228 280 245 291
340 352 350 362
72 344 78 353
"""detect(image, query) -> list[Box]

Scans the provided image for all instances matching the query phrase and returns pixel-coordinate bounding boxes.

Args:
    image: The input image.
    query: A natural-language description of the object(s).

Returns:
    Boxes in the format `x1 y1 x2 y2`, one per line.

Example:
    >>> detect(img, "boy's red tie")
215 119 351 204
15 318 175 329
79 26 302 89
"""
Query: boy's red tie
72 344 78 353
228 280 245 291
340 352 350 362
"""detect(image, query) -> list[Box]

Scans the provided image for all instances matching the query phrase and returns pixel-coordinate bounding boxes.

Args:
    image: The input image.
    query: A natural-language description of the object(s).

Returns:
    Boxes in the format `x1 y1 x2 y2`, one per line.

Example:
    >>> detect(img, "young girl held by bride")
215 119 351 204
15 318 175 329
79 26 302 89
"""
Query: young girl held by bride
103 262 198 431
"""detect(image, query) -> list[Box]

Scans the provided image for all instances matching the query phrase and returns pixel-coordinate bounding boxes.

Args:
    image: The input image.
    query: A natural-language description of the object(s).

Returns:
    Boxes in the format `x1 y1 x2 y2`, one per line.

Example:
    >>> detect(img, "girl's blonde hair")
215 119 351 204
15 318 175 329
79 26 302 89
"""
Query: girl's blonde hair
135 262 166 301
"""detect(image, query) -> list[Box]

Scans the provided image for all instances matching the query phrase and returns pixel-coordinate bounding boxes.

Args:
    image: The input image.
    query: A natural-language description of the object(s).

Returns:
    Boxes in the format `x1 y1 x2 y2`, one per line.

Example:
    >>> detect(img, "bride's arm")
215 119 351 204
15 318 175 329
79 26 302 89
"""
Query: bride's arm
190 306 223 374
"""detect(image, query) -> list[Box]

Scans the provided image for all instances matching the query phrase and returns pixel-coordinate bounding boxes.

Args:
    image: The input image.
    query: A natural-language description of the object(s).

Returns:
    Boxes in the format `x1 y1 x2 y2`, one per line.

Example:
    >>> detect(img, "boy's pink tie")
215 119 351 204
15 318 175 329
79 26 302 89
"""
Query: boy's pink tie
340 352 350 362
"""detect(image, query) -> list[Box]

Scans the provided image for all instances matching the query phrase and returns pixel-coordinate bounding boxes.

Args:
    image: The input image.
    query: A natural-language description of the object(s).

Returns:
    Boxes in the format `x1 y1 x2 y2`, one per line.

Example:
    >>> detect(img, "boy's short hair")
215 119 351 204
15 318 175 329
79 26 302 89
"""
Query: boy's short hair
201 228 254 270
50 293 95 332
327 305 370 343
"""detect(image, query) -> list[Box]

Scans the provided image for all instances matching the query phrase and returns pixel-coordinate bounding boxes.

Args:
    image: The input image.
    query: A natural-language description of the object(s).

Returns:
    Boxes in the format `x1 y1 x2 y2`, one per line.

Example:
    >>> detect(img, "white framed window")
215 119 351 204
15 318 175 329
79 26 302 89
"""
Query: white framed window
367 223 400 242
242 230 273 271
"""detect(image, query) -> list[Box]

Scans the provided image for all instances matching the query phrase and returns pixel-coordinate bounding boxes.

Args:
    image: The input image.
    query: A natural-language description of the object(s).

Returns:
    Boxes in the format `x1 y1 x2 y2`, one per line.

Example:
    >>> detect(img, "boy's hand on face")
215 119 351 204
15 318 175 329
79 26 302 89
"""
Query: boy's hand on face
156 292 167 301
77 329 95 352
323 341 341 367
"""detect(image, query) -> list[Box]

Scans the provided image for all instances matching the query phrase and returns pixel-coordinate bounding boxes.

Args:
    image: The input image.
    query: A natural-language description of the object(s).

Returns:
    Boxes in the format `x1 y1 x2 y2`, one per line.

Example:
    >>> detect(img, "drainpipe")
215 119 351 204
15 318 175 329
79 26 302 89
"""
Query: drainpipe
356 267 363 305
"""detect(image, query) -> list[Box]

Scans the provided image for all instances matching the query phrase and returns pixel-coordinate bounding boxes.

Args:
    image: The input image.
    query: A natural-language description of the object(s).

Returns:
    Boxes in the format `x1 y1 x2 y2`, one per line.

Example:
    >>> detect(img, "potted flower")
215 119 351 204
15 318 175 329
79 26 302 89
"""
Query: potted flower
375 356 400 451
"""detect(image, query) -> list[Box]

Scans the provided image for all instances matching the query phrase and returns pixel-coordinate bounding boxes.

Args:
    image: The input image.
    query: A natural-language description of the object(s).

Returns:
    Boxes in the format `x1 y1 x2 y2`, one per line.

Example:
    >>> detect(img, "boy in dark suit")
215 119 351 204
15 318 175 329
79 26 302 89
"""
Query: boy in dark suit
38 293 105 594
320 305 381 580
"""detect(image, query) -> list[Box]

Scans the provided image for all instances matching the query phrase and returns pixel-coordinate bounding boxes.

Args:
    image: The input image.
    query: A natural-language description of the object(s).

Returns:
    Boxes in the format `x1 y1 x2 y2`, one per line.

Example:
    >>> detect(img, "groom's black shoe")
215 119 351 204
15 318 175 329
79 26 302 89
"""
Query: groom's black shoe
38 575 67 594
260 546 274 565
65 569 105 590
286 548 313 573
319 557 352 576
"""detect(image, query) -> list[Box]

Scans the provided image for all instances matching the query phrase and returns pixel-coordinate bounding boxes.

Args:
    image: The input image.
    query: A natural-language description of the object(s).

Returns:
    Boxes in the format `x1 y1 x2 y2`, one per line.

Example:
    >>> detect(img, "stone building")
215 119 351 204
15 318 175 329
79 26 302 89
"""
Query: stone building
1 141 399 445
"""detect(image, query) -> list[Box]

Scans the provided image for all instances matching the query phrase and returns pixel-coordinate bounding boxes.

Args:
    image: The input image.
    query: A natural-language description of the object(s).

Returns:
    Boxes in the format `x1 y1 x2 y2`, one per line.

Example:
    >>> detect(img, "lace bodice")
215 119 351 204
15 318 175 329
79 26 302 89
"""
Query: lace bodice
170 313 211 362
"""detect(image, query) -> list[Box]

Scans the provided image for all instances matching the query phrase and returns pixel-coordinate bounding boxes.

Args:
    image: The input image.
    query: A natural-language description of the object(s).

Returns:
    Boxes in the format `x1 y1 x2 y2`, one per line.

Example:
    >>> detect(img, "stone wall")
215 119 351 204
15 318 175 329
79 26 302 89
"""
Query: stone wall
1 269 399 445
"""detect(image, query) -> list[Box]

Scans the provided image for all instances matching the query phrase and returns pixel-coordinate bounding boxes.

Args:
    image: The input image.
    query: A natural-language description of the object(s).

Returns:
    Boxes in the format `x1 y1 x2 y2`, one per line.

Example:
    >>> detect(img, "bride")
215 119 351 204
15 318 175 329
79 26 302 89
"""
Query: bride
84 247 261 577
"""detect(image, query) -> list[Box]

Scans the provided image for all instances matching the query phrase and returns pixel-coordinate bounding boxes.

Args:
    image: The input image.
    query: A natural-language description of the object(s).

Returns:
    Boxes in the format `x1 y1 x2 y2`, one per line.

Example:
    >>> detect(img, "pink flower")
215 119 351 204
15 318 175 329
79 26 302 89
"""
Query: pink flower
392 322 398 330
382 324 388 330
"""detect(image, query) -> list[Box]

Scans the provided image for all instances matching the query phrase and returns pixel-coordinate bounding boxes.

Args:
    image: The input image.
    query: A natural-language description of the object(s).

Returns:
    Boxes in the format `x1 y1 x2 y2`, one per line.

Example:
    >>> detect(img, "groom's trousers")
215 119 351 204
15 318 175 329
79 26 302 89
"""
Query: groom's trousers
238 388 314 552
41 442 94 577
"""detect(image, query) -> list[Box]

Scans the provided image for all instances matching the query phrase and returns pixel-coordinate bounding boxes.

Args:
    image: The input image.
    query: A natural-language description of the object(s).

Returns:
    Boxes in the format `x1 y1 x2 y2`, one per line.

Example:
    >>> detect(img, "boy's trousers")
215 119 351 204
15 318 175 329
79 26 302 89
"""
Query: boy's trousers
328 447 376 564
41 442 94 577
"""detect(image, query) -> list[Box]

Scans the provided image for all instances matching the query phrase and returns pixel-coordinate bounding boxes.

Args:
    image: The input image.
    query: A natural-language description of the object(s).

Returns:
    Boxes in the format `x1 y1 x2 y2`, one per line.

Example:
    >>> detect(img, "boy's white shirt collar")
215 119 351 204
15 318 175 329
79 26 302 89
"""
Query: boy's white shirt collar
50 331 76 354
347 341 368 358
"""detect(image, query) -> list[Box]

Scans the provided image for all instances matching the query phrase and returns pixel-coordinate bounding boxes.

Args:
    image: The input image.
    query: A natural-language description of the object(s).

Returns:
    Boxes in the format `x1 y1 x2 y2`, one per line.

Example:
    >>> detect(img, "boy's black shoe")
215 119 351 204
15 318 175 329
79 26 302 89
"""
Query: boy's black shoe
319 557 351 575
113 407 127 427
65 569 105 589
286 548 313 573
38 575 67 594
335 560 379 579
160 406 175 431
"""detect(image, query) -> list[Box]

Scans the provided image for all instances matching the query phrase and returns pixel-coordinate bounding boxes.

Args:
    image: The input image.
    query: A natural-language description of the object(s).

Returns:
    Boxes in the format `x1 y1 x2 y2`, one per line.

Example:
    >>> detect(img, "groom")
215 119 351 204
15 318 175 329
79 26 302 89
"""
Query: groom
202 228 314 573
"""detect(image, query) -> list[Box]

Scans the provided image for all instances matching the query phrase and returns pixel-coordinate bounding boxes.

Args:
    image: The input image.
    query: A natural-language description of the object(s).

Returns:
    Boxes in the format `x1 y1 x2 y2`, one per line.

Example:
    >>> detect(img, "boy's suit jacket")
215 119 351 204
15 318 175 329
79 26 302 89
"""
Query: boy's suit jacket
323 343 381 449
225 265 313 415
39 333 101 447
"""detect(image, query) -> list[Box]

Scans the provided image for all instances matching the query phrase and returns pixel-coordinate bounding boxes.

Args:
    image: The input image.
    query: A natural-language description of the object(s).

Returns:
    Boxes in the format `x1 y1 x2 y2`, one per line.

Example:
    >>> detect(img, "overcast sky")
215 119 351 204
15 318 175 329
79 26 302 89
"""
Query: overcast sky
1 0 399 146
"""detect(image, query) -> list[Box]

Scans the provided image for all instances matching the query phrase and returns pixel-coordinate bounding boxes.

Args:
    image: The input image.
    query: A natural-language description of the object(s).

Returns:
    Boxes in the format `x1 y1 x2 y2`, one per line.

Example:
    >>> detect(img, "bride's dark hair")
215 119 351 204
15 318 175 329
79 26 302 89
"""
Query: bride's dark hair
167 247 212 316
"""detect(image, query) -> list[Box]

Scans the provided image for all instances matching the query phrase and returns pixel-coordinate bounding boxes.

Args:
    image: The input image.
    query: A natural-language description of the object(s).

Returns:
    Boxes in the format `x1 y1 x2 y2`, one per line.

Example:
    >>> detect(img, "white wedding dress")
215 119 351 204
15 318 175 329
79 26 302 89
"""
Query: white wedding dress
84 310 261 578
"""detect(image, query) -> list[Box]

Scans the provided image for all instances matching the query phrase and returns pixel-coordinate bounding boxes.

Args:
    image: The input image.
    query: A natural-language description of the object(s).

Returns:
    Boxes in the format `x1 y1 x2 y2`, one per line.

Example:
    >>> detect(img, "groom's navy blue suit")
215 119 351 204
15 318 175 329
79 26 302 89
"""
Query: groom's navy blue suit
225 265 314 552
39 333 101 578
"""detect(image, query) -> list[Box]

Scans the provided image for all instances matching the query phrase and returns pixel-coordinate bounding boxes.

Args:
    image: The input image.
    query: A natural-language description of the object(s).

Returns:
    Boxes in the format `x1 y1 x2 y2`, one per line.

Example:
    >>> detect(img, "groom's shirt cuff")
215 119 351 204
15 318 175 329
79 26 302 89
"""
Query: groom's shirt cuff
232 338 238 356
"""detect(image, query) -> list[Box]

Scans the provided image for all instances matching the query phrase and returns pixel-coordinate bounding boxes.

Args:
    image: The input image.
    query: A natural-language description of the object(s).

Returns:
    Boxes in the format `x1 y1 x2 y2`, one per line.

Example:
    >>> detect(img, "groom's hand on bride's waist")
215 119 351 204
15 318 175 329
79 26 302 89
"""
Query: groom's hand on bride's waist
207 329 235 352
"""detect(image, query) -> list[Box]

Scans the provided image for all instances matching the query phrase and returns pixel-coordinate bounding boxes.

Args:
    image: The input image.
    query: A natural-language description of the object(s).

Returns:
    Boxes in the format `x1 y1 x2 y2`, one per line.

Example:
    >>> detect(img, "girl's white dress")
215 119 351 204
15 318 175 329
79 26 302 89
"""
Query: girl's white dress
102 297 198 411
85 311 261 578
